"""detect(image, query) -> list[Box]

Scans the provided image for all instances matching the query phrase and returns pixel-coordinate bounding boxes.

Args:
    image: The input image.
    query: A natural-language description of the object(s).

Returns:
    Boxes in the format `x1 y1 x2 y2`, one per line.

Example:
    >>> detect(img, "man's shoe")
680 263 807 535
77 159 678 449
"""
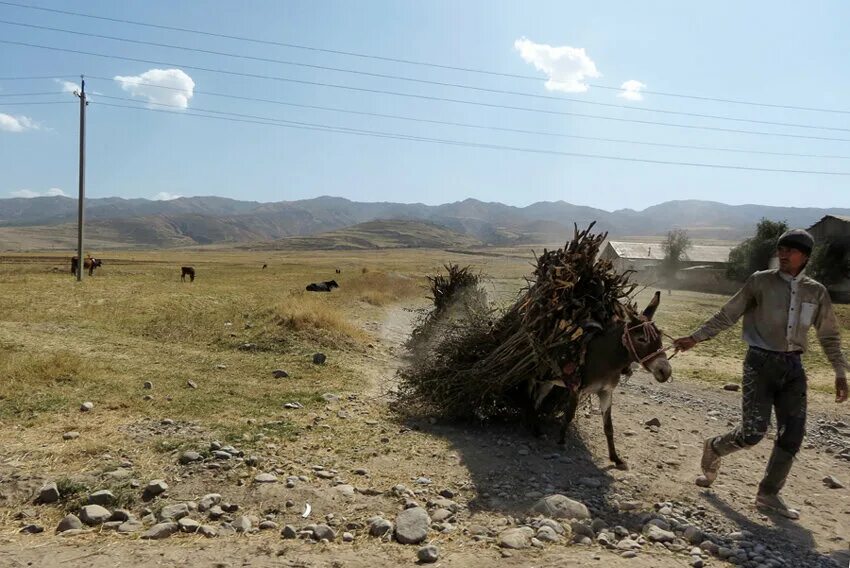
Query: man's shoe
695 438 721 487
756 493 800 520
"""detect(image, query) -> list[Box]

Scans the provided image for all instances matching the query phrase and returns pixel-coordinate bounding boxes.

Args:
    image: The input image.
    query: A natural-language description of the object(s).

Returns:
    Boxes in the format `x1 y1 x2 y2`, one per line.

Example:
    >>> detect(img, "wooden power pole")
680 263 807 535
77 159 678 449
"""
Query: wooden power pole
74 76 87 281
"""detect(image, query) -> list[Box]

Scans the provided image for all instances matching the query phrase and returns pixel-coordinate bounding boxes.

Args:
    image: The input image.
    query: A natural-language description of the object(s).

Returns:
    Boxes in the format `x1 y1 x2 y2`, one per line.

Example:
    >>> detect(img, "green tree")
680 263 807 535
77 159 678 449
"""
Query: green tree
809 240 850 286
726 218 789 281
661 228 692 278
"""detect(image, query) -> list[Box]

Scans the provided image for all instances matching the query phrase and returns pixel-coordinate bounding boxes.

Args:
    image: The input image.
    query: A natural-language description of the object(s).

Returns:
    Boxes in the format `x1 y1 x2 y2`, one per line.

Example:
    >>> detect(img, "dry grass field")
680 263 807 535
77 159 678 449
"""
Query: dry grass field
1 247 847 567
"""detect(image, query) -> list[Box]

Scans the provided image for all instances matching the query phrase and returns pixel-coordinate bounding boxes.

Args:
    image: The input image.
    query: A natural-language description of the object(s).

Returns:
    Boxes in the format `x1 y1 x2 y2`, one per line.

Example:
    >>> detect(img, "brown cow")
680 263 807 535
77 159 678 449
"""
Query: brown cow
70 256 102 276
181 266 195 282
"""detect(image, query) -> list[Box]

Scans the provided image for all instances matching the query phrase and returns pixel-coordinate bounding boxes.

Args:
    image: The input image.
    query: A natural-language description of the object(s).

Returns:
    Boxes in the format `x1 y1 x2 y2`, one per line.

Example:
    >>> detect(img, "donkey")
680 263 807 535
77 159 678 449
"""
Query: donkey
181 266 195 282
528 291 672 470
70 256 102 276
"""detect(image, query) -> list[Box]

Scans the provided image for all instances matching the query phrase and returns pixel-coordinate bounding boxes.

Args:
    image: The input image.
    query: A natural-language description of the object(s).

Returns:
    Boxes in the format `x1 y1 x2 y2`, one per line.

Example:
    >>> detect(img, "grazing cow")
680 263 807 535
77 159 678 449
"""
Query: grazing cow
306 279 339 292
181 266 195 282
526 291 673 470
70 256 102 276
335 268 341 274
262 264 268 270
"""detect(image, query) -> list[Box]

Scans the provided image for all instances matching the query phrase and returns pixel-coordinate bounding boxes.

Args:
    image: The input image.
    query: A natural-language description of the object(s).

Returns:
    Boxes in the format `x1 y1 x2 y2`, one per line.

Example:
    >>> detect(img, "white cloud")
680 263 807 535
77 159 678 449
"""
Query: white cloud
618 79 647 101
10 188 66 198
114 69 195 109
153 192 182 201
56 79 80 94
0 113 38 132
514 38 601 93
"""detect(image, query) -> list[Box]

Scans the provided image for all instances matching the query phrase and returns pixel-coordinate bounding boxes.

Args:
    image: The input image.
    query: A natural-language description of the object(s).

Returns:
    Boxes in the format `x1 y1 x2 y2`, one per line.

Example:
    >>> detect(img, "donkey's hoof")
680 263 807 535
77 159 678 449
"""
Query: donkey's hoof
614 460 629 471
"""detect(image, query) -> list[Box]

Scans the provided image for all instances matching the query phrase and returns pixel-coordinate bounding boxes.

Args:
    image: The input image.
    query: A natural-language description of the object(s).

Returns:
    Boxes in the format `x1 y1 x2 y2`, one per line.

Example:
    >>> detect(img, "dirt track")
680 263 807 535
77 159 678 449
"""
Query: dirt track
2 304 849 568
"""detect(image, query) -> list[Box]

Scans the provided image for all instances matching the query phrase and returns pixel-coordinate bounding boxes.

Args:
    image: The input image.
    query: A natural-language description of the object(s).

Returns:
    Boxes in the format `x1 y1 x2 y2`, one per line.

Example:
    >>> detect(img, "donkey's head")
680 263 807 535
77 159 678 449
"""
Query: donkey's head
623 291 672 383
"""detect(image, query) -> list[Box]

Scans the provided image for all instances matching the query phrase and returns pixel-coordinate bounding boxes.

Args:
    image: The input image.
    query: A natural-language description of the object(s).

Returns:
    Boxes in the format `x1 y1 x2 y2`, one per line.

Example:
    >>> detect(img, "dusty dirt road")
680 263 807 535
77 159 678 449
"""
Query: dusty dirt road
1 305 849 568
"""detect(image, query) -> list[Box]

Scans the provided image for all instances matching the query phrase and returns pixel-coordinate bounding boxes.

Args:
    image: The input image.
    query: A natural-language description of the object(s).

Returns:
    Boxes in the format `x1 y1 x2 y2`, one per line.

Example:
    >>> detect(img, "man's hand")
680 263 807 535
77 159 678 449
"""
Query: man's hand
673 336 698 352
837 376 849 403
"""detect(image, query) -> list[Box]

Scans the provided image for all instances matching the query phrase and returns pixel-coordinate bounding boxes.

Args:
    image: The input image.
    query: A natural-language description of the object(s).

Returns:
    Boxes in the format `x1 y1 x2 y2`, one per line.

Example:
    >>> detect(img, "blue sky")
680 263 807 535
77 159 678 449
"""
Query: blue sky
1 0 849 210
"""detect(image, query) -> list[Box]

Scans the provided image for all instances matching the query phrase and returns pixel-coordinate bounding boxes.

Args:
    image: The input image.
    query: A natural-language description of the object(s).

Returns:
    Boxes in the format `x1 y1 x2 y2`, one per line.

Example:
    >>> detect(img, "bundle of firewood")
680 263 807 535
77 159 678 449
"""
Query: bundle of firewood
397 224 636 420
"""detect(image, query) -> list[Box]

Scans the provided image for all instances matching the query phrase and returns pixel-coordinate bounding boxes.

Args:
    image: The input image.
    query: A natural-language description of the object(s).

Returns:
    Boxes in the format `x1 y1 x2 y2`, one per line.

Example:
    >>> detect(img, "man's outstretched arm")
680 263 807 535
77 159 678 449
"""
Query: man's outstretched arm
674 276 756 352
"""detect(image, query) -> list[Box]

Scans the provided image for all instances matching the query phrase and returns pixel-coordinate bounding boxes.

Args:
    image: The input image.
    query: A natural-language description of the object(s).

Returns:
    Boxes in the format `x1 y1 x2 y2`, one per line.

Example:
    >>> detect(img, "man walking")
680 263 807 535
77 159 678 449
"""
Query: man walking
674 229 848 519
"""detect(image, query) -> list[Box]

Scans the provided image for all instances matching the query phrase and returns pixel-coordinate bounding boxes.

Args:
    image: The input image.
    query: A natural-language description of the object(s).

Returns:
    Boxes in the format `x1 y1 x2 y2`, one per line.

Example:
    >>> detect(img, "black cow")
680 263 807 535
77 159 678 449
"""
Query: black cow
71 256 102 276
306 279 339 292
181 266 195 282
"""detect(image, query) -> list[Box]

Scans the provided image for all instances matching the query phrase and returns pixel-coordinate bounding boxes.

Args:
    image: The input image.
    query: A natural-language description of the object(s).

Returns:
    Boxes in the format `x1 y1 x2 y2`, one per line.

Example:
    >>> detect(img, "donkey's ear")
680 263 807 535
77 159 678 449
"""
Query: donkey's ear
642 291 661 320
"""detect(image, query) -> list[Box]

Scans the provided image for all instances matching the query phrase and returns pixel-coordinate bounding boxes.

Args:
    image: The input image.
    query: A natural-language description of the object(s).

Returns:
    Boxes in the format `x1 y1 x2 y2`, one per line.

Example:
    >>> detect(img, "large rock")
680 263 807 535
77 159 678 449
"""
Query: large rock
37 482 61 504
141 522 179 540
197 493 222 512
178 518 201 533
117 520 144 533
79 505 112 526
312 524 336 541
56 514 82 533
394 507 430 544
143 479 168 499
530 494 590 520
254 473 277 483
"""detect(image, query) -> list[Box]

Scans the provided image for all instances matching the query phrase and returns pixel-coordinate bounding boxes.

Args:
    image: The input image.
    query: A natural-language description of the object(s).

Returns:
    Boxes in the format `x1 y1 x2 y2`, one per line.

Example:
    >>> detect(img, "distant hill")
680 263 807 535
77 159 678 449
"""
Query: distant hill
250 219 482 250
1 195 848 250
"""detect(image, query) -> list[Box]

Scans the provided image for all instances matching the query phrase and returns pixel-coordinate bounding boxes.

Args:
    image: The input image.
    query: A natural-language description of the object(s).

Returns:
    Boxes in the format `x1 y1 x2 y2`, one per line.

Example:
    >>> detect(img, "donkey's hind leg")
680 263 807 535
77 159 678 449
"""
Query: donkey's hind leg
558 390 580 445
600 390 628 470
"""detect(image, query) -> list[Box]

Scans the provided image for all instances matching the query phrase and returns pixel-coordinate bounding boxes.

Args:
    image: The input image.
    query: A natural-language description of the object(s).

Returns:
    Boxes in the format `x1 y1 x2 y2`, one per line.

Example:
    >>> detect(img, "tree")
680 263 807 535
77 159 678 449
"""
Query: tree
661 228 692 278
727 218 788 281
809 240 850 286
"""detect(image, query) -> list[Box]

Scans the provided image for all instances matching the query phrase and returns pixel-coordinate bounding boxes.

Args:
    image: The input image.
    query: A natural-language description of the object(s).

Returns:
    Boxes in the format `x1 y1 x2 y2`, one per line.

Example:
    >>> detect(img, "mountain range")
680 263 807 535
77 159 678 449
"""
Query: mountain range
0 195 847 250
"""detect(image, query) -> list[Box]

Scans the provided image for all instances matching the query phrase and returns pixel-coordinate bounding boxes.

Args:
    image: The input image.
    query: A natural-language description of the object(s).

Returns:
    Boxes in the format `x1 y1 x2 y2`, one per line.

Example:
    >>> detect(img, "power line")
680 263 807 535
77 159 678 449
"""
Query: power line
0 100 74 106
1 18 847 134
92 100 850 176
4 39 850 144
84 85 850 160
0 91 67 97
1 0 848 116
0 74 77 80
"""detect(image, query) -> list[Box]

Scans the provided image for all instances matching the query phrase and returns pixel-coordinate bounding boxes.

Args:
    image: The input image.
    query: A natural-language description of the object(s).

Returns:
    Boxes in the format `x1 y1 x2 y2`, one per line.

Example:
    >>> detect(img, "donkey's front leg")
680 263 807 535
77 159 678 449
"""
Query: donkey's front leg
558 390 580 445
603 405 628 470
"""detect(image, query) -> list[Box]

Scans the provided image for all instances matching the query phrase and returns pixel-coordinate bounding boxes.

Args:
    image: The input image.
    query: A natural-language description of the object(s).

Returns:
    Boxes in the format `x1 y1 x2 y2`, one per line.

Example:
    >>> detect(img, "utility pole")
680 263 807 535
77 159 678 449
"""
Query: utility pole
74 76 87 281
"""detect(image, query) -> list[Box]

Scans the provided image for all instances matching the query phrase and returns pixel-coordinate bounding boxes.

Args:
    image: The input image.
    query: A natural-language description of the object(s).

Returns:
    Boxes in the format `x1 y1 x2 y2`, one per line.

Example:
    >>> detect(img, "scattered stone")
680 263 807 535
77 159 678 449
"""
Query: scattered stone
79 505 111 526
109 510 132 523
321 393 339 402
643 524 675 543
439 488 455 498
80 401 94 412
369 517 393 537
395 507 430 544
645 417 661 428
823 475 845 489
238 343 257 350
143 479 168 499
216 364 227 370
208 505 224 520
199 525 218 538
62 431 80 441
418 545 440 563
536 525 561 543
313 524 336 541
143 395 154 401
36 482 60 504
259 520 278 530
178 518 201 533
312 353 327 365
272 369 289 378
141 522 179 540
179 451 203 465
143 381 153 389
159 503 190 522
283 402 303 409
84 490 115 508
530 494 590 520
233 516 252 533
254 472 277 483
723 383 740 392
198 494 222 512
19 524 43 534
499 527 532 549
113 520 141 533
187 380 198 389
281 525 298 539
683 526 704 545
